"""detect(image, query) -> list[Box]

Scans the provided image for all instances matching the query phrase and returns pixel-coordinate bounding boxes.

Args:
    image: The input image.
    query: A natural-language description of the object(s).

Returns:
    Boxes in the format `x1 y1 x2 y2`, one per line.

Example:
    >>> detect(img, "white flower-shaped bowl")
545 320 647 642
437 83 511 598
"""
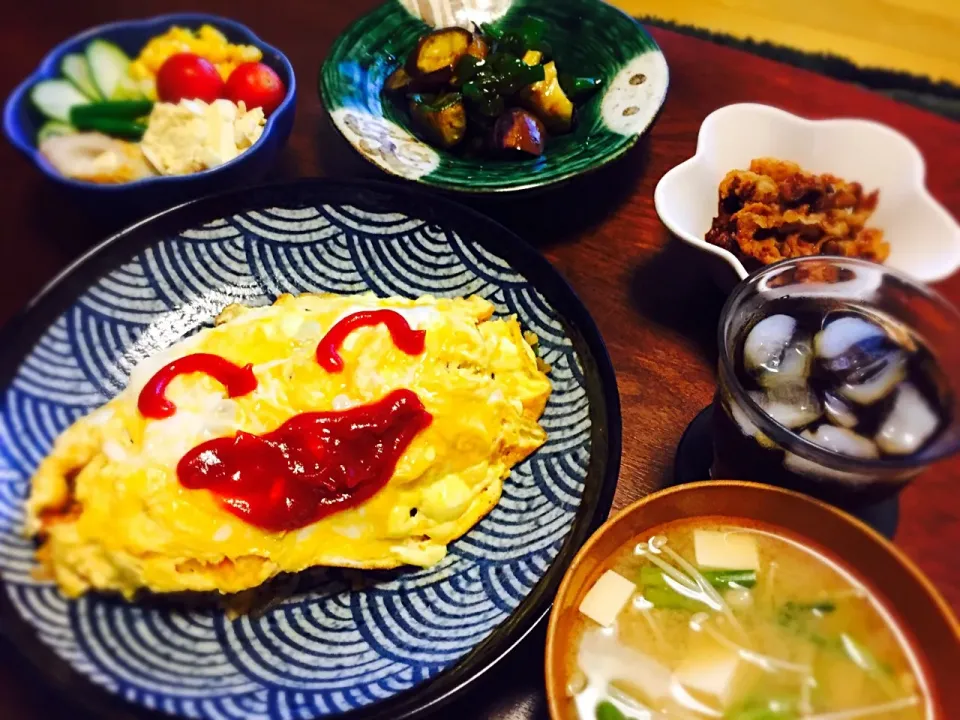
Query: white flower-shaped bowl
654 103 960 289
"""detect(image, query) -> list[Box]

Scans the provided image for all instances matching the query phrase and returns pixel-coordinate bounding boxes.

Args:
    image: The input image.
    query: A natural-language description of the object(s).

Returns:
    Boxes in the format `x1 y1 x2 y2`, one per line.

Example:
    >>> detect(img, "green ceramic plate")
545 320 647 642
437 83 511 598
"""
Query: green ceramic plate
320 0 669 193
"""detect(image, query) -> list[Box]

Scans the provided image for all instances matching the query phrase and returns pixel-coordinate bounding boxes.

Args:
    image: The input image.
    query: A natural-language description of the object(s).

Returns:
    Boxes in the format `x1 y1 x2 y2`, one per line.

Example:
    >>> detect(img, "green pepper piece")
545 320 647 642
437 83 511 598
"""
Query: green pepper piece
462 80 504 117
467 66 492 89
518 17 548 48
559 74 603 101
511 63 545 93
535 40 554 62
451 55 483 86
483 52 544 94
69 116 147 139
491 54 525 93
595 701 626 720
479 22 503 41
70 100 154 123
461 81 483 102
488 51 519 74
477 94 505 117
410 92 462 113
498 30 525 56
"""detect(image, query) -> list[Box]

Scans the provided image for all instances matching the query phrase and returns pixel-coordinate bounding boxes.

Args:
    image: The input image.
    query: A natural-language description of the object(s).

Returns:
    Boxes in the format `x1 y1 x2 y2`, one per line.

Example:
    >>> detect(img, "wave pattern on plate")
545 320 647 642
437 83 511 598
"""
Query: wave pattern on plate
0 201 591 719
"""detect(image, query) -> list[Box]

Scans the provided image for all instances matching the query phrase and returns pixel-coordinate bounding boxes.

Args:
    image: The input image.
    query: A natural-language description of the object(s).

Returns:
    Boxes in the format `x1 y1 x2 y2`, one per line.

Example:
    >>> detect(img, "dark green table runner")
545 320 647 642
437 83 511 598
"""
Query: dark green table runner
641 16 960 120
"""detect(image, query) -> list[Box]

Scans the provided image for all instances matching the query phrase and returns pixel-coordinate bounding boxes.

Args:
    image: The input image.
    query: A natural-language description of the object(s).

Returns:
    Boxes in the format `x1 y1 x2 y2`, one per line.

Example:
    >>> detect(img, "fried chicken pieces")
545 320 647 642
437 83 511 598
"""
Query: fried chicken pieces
705 158 889 268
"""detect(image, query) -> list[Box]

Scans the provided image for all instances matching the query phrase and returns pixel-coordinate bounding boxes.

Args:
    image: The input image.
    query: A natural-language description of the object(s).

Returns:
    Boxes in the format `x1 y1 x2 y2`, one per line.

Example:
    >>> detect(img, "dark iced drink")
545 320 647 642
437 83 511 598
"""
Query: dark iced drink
713 257 960 506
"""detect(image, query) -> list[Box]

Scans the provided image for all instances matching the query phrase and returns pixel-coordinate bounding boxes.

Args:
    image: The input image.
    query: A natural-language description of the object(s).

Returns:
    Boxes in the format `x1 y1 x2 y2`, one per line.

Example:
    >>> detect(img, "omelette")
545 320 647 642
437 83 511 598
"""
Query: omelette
26 293 552 599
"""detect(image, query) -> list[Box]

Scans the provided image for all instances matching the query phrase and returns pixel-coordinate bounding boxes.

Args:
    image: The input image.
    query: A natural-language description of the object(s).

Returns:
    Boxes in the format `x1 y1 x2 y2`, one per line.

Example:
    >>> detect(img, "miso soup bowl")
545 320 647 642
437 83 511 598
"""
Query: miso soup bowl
544 481 960 719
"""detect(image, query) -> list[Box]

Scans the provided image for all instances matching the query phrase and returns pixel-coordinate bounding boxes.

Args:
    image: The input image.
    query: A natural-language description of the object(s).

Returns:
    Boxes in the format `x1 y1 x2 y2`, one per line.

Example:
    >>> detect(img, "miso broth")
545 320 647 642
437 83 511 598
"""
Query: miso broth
568 518 928 720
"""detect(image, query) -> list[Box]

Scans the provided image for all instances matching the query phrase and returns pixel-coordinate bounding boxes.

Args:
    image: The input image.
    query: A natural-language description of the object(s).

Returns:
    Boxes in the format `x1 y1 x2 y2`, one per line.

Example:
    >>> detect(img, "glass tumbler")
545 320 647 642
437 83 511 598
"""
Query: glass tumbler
712 256 960 507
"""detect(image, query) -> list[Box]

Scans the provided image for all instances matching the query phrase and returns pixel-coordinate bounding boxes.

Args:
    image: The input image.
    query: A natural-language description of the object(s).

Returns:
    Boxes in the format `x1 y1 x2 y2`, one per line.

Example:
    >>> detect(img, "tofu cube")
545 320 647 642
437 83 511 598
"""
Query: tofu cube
674 630 758 708
578 569 635 627
693 530 759 571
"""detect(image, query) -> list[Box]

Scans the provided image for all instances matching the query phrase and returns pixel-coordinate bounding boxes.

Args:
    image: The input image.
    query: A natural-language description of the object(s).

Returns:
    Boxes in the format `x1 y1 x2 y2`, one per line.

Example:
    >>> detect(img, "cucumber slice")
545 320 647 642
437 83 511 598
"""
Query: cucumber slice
135 76 156 100
112 73 146 100
37 121 78 143
30 79 90 122
86 39 133 100
61 53 102 100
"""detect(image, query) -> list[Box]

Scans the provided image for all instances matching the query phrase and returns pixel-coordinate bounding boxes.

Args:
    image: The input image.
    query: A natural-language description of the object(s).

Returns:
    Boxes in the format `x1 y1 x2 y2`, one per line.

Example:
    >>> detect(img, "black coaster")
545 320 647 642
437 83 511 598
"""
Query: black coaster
673 405 900 539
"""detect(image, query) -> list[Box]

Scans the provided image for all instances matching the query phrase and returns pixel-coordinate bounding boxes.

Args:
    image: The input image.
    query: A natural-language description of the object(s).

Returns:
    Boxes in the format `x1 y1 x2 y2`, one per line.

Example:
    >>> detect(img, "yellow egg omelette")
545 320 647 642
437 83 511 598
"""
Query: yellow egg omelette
26 293 551 599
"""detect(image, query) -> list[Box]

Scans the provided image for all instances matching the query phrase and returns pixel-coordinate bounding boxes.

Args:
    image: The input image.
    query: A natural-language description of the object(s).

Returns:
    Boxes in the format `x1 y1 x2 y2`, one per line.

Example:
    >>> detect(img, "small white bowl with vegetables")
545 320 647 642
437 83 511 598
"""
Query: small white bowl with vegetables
4 13 296 208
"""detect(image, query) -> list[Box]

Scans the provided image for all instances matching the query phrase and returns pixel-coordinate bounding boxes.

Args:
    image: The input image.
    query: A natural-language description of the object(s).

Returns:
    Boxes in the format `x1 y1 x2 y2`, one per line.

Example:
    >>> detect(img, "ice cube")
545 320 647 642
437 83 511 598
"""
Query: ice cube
801 424 879 459
783 453 874 484
823 391 859 429
784 426 878 484
815 315 886 361
760 337 813 389
816 314 904 400
744 314 814 388
751 386 821 429
838 353 906 405
727 396 776 448
744 314 796 373
876 384 940 455
818 314 907 405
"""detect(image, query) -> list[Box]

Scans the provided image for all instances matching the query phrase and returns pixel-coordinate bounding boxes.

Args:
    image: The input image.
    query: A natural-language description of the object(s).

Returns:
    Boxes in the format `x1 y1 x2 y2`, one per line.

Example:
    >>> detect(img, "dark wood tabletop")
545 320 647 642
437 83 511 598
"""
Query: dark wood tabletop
1 1 958 719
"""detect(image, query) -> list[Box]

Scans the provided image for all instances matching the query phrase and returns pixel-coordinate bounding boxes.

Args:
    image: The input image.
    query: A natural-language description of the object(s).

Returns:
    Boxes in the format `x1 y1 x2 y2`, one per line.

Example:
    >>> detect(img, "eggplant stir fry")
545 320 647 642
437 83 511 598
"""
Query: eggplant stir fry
385 19 601 156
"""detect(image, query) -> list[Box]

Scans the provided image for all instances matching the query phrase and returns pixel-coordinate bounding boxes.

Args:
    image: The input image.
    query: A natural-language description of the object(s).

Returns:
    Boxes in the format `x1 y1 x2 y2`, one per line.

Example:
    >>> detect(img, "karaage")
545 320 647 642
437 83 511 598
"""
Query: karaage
705 158 888 268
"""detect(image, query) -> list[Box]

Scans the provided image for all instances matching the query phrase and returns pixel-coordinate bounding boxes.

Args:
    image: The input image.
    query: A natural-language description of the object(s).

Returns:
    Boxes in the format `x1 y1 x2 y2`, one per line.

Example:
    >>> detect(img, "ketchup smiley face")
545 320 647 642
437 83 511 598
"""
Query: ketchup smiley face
139 310 432 531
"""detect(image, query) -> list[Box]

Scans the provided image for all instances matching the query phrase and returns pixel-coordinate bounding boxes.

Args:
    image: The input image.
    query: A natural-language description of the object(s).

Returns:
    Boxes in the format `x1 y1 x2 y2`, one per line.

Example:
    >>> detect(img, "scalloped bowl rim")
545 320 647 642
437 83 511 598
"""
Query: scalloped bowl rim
653 103 960 284
2 12 297 192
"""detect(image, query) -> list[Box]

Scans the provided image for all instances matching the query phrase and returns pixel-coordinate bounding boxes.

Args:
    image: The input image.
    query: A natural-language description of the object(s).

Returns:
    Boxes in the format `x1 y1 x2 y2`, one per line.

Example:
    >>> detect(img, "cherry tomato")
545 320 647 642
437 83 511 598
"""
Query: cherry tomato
224 62 286 116
156 53 225 103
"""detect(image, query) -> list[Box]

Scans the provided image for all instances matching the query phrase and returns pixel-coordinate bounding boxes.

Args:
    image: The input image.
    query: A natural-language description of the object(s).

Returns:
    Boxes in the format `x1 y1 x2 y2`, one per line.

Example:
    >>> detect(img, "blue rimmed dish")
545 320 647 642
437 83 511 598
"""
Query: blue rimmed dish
0 179 620 719
3 13 296 212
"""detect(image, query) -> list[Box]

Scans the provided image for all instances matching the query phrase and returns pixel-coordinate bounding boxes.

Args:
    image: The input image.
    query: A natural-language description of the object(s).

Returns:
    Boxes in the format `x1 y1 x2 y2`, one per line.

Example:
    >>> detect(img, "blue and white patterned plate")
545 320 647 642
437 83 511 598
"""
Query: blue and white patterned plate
0 180 620 719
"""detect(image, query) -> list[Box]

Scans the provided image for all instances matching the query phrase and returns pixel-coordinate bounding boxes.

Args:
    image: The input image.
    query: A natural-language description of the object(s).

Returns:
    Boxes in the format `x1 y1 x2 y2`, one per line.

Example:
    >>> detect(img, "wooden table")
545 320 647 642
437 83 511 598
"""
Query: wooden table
1 2 958 718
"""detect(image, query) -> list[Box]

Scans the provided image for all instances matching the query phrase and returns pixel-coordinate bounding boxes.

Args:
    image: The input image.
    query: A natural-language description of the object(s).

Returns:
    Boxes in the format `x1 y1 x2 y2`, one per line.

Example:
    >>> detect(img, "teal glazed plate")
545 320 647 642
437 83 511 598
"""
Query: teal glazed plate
320 0 668 192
